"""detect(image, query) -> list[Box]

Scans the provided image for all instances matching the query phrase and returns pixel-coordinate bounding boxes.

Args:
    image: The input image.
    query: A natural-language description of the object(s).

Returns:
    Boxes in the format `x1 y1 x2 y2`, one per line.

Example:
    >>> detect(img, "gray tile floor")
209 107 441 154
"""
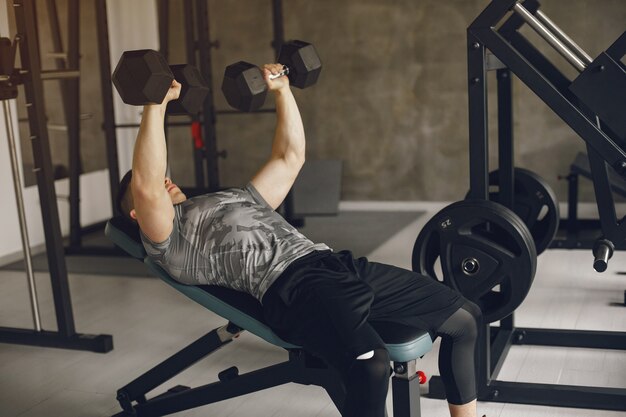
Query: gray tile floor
1 208 625 417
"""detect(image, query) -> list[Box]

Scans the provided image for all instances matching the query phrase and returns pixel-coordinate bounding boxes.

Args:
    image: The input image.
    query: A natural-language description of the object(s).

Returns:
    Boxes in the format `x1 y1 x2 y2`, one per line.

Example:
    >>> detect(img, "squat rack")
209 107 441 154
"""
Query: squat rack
427 0 626 411
0 0 112 352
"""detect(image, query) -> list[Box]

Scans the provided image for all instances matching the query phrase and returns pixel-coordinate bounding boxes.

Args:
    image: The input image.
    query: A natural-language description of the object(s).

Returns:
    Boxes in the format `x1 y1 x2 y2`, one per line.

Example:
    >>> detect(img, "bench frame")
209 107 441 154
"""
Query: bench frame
105 218 428 417
111 322 422 417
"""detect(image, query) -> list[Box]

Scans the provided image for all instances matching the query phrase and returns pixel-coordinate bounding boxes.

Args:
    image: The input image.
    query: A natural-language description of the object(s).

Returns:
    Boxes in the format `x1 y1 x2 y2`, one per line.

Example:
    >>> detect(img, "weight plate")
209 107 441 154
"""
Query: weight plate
470 168 559 255
412 199 537 323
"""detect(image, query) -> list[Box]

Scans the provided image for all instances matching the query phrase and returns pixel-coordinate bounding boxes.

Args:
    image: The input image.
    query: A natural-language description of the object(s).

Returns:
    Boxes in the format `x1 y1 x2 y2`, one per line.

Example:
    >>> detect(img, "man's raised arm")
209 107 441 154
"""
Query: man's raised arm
131 81 181 242
251 63 306 210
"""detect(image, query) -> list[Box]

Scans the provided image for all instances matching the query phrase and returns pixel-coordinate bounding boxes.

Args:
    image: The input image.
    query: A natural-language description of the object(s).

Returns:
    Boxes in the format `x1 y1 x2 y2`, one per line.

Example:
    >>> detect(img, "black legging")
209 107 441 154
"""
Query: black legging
436 300 482 405
340 301 481 417
341 348 391 417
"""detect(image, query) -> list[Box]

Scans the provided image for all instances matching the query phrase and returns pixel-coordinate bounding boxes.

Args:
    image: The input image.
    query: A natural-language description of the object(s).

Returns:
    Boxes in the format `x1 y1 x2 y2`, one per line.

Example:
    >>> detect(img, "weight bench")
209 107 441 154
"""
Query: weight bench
105 216 433 417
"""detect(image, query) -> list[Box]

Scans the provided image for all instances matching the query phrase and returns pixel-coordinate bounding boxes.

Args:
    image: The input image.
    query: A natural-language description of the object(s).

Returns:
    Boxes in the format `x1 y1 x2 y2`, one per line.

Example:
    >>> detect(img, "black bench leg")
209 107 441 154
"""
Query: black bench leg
116 323 239 412
392 360 421 417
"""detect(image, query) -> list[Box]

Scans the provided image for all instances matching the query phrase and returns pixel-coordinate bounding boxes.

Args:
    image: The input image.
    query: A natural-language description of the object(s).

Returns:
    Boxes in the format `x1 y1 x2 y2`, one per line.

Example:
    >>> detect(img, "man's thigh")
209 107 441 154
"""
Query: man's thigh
346 253 466 333
267 284 386 373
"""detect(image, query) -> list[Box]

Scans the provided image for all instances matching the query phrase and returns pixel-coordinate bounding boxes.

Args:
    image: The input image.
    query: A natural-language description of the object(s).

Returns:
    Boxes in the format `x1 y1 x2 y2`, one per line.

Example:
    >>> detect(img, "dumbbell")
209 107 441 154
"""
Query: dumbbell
221 40 322 112
112 49 209 114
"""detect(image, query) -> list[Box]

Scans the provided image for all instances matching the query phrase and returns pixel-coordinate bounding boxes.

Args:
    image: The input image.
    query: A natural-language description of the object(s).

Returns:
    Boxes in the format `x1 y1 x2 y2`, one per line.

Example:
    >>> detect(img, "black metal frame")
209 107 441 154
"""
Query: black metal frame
156 0 222 195
269 0 304 227
0 0 112 353
552 152 626 250
52 0 125 257
44 0 81 249
95 0 121 236
111 322 423 417
428 0 626 411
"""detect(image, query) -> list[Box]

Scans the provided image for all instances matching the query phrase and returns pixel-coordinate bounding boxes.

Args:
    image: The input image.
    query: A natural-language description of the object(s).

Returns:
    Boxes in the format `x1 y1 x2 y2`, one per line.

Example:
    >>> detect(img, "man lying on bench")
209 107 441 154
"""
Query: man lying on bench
115 63 482 417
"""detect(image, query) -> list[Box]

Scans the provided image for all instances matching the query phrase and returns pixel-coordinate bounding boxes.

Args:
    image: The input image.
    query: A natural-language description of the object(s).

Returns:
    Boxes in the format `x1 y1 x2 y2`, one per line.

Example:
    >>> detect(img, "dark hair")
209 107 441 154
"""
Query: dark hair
116 170 134 221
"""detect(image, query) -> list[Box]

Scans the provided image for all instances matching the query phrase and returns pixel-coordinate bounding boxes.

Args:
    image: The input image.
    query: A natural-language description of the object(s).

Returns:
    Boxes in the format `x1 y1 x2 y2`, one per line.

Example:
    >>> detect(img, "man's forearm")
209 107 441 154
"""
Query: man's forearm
272 88 305 164
132 105 168 192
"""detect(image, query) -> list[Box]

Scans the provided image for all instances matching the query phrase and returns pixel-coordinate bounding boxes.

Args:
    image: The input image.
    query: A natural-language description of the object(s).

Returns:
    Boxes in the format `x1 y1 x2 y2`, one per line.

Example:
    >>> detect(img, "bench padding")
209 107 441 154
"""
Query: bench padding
105 217 432 362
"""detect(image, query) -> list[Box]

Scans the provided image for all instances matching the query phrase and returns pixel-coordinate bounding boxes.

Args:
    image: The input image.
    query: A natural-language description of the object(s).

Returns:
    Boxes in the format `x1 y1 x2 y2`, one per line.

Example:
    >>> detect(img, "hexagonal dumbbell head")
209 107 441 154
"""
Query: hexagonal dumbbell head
168 64 210 114
221 61 268 112
112 49 173 105
278 40 322 89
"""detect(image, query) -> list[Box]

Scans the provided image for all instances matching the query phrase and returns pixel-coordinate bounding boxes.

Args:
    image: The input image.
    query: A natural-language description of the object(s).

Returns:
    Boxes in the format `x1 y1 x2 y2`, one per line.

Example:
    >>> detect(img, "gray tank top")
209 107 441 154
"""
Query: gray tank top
140 183 331 301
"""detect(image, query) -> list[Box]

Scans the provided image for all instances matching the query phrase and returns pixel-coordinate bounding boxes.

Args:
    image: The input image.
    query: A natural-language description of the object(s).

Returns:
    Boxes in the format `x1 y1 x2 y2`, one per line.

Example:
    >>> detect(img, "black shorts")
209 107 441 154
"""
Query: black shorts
261 250 465 373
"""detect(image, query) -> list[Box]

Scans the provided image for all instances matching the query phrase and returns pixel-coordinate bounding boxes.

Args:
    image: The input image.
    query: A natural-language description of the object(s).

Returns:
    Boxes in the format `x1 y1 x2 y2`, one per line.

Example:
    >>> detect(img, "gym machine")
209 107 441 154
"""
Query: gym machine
2 0 124 257
413 0 626 411
553 151 626 253
0 0 112 353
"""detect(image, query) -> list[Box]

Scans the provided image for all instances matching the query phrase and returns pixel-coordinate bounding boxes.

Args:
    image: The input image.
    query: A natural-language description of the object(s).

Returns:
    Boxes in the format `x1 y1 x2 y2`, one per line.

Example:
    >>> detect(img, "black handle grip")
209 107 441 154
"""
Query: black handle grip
592 239 614 273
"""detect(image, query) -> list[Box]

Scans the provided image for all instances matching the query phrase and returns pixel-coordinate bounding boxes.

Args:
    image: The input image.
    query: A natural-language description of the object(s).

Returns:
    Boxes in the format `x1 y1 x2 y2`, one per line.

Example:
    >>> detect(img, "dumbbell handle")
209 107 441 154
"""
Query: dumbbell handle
268 65 289 80
593 238 614 273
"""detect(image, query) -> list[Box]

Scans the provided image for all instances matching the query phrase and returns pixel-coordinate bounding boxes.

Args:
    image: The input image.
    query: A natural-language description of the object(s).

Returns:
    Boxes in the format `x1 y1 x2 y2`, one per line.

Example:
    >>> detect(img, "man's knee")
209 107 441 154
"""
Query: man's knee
464 299 482 323
438 300 483 341
462 299 483 337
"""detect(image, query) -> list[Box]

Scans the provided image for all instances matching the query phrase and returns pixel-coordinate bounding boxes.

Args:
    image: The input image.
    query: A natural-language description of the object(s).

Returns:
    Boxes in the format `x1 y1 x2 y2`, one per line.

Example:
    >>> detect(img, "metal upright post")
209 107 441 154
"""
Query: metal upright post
195 0 220 192
466 33 489 200
271 0 284 53
66 0 81 247
183 0 207 189
13 0 75 337
46 0 82 248
496 67 515 334
270 0 303 227
470 37 491 388
0 0 113 352
157 0 169 64
496 68 514 210
156 0 172 173
95 0 120 214
3 100 42 332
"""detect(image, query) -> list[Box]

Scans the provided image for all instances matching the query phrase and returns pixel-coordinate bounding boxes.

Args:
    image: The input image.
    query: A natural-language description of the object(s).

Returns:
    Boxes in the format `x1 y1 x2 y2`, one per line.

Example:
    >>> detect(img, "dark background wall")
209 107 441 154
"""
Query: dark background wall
7 0 626 202
166 0 625 202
